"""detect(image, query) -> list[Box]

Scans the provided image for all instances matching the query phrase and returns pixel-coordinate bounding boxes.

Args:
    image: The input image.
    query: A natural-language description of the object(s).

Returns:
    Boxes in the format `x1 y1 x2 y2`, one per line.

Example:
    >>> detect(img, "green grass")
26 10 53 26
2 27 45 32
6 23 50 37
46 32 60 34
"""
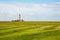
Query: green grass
0 21 60 40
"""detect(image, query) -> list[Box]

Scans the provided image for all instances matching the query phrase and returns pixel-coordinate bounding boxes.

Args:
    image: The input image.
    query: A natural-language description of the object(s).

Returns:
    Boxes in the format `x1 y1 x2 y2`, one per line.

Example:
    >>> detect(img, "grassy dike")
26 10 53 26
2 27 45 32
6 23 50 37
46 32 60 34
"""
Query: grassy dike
0 21 60 40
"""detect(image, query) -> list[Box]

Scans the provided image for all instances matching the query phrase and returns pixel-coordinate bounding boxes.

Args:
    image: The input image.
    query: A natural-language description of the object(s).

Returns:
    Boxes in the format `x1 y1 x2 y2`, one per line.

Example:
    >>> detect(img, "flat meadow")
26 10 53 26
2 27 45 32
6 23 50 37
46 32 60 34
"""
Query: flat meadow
0 21 60 40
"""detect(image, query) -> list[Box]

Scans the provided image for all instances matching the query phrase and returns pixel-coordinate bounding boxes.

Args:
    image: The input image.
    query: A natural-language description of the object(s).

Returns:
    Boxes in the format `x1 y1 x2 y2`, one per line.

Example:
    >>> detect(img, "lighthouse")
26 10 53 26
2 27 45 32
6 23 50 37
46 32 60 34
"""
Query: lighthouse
12 13 24 22
19 14 21 20
18 14 24 21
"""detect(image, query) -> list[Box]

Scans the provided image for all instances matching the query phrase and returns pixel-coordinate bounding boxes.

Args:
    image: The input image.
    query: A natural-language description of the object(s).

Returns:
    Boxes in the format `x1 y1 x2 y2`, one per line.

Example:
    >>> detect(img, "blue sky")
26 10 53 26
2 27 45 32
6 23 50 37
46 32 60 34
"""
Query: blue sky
0 0 60 21
0 0 60 3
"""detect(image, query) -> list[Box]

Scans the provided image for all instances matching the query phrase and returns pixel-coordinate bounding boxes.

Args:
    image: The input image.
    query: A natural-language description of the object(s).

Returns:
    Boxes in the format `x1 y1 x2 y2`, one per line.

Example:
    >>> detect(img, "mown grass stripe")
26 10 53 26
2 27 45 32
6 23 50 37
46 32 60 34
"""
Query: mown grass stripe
0 26 40 36
0 26 40 33
0 28 58 38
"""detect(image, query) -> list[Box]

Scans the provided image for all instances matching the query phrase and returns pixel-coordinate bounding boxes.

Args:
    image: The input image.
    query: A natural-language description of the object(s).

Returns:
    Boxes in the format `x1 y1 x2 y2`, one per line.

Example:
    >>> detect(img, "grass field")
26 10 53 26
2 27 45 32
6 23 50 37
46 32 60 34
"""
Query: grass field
0 21 60 40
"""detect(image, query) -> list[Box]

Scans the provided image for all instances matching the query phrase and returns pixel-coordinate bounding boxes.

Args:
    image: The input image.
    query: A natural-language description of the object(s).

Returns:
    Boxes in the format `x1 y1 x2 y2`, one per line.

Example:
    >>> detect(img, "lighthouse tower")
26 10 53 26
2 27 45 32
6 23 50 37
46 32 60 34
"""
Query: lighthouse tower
19 14 21 20
18 14 24 21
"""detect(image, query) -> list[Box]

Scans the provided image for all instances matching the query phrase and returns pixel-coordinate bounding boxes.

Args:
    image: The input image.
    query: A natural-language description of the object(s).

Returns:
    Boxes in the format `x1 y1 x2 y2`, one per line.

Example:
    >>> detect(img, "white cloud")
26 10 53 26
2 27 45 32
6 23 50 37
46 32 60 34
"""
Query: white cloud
0 3 60 21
